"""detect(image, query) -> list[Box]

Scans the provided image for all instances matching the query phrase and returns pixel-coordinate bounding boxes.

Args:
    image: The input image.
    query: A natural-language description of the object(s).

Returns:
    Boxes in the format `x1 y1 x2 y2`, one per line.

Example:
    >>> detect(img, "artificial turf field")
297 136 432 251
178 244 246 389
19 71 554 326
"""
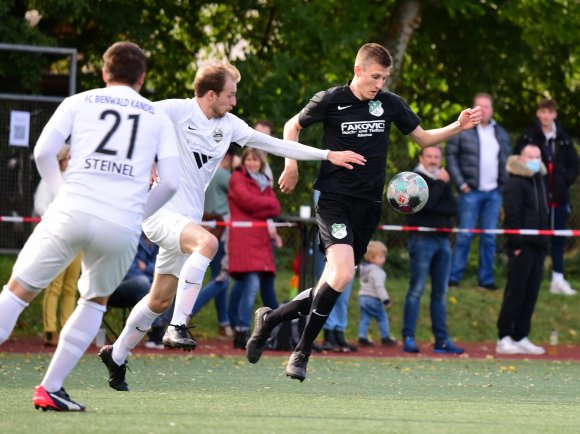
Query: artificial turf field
1 353 579 434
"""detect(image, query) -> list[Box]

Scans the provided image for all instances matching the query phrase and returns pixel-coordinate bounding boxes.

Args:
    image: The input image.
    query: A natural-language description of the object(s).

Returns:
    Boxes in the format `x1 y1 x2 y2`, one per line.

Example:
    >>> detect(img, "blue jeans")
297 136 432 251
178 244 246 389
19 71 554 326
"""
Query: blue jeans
402 236 451 343
450 188 501 285
190 240 229 325
550 203 570 274
228 272 278 329
313 238 353 332
358 295 390 339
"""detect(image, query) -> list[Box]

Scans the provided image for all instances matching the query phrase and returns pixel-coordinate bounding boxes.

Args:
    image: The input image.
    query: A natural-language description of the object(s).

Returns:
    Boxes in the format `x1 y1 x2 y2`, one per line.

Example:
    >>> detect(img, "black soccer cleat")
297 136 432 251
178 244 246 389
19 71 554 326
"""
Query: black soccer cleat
99 345 129 391
246 307 273 364
285 351 310 382
33 385 86 412
162 324 198 351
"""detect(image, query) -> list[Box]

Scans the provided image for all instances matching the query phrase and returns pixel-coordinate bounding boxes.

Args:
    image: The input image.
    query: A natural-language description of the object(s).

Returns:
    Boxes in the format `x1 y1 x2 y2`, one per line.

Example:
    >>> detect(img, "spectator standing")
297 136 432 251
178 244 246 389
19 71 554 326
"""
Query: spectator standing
402 147 464 354
108 233 165 349
357 241 397 347
228 147 281 348
496 145 549 355
514 98 579 296
446 92 511 291
33 144 81 347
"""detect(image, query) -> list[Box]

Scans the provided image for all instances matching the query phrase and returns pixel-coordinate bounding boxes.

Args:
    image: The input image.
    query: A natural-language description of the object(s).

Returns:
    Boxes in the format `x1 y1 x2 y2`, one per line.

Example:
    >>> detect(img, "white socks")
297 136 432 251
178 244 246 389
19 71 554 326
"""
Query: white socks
552 271 564 283
170 252 211 326
0 286 29 345
41 298 106 392
112 295 159 365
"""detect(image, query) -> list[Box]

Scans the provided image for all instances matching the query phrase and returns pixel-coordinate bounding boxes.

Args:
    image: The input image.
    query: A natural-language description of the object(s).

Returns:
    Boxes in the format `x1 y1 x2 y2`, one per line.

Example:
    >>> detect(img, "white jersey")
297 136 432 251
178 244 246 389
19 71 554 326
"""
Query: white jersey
153 98 253 222
44 85 179 231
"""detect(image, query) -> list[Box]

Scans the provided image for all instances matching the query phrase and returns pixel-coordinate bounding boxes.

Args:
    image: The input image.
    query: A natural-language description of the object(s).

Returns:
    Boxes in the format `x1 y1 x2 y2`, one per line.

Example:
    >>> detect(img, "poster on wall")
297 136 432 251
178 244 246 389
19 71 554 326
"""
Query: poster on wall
9 110 31 147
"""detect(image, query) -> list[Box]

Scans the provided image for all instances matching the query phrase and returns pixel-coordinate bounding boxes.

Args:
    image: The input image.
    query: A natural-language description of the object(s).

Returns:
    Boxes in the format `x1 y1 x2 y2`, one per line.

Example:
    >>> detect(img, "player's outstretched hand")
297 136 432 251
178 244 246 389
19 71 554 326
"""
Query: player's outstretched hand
458 105 482 130
327 151 366 170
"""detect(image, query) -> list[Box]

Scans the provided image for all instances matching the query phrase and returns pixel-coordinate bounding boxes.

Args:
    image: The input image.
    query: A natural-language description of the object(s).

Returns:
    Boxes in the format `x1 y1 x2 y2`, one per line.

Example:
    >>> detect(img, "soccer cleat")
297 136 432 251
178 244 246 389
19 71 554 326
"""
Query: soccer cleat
433 339 464 355
285 351 310 382
246 307 273 364
99 345 129 391
33 385 85 412
403 336 419 353
162 324 197 351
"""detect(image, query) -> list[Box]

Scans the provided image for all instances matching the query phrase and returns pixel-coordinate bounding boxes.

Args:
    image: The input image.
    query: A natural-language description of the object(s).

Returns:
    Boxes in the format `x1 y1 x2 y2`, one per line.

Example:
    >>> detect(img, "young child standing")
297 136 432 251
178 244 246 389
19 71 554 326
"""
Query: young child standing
357 241 397 347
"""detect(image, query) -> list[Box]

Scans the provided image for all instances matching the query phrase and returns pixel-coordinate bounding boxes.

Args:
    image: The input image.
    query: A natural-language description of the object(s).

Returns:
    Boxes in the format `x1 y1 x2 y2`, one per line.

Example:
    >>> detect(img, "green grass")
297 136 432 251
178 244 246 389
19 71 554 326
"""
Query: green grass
2 251 580 346
0 353 579 433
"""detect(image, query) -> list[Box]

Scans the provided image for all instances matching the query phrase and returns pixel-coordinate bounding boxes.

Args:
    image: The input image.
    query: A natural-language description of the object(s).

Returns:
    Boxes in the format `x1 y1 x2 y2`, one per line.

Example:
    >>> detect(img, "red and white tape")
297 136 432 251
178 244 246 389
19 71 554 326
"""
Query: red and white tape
1 216 578 236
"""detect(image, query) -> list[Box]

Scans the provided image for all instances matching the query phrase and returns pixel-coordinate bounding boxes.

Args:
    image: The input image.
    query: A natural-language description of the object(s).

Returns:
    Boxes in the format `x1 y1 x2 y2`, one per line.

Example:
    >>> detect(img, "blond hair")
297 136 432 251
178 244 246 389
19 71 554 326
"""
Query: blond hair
194 61 241 97
364 240 388 262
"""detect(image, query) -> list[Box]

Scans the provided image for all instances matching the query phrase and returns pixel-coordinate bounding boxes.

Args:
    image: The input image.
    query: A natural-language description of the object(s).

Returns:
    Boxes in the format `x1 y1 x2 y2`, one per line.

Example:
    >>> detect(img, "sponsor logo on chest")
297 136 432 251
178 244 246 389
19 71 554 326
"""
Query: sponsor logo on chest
341 120 385 137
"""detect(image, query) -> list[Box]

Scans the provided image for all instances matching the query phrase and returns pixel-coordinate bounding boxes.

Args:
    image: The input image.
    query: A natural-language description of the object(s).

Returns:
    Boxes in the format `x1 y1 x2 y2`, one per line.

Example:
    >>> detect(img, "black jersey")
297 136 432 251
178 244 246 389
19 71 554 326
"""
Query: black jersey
299 84 421 202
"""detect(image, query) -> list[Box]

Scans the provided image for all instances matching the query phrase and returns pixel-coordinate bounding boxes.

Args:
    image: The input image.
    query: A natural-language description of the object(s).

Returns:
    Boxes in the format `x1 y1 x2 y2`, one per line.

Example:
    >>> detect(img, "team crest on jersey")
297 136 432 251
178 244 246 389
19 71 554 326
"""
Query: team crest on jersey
331 223 347 240
213 128 223 142
368 100 384 117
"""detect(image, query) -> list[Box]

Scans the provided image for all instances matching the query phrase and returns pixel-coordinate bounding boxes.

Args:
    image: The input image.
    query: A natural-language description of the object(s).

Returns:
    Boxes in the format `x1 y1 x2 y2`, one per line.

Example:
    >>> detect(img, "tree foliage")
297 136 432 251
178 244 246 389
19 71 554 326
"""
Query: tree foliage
1 0 578 218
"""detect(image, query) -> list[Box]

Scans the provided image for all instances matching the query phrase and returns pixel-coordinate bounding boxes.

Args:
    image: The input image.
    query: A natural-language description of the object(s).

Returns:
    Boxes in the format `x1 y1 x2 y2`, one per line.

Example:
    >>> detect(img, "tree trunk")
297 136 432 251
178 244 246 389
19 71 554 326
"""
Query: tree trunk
382 0 422 91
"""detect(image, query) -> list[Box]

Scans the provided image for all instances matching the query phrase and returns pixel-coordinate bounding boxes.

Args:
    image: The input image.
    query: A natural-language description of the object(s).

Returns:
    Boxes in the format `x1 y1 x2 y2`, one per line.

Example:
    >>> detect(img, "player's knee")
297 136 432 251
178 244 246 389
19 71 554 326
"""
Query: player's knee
331 269 356 290
198 231 219 257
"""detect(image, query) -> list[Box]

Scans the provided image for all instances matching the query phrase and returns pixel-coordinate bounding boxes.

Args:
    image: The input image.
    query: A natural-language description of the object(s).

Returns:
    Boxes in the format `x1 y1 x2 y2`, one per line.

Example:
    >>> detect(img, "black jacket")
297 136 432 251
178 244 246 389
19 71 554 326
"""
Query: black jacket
406 169 456 235
514 119 578 205
503 156 550 251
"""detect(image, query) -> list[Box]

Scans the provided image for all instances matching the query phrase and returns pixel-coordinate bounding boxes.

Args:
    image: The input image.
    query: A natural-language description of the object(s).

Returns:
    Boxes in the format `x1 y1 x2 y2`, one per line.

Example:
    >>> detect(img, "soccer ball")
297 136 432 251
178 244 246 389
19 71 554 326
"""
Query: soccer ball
385 171 429 214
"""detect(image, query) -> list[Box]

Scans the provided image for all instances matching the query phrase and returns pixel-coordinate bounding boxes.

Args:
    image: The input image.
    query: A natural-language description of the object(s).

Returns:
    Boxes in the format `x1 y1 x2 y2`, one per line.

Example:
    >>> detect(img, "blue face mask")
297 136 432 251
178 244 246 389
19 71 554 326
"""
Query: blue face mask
526 160 541 174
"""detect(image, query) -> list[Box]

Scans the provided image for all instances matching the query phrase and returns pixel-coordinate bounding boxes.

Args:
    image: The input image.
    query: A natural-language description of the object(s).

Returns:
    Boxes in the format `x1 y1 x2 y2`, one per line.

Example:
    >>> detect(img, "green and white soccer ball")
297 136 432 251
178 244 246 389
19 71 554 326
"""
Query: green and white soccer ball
385 171 429 214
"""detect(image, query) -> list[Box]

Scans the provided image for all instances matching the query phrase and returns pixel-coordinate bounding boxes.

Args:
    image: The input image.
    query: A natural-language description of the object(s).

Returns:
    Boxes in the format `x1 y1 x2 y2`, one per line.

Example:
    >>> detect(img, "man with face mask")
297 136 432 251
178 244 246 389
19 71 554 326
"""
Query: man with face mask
401 146 464 354
496 144 549 355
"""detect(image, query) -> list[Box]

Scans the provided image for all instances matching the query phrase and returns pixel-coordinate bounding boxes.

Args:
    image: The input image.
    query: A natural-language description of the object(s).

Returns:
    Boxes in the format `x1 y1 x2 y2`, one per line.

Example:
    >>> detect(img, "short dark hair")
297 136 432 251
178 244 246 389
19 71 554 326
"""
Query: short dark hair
194 62 241 97
102 41 146 85
355 43 392 69
538 98 557 111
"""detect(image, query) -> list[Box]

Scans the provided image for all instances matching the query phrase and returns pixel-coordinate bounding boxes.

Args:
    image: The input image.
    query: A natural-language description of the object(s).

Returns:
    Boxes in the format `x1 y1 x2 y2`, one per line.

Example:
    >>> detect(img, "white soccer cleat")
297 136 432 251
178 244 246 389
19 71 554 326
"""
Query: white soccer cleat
514 337 545 355
496 336 522 355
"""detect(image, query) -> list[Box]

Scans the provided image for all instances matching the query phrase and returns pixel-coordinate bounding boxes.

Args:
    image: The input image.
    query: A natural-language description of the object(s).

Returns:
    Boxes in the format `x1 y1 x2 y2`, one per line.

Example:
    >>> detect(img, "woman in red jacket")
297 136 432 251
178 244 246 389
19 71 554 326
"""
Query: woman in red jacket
228 147 281 348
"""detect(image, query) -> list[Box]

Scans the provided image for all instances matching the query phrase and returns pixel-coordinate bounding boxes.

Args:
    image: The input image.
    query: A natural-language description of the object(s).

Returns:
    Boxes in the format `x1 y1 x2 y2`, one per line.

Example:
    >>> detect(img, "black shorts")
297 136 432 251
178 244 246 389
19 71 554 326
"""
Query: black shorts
316 192 382 265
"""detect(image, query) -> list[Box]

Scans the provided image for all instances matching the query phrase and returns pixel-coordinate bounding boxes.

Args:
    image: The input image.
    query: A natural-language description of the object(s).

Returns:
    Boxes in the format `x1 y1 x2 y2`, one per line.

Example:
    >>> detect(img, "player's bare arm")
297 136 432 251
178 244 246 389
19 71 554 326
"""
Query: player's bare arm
408 105 482 148
279 114 301 194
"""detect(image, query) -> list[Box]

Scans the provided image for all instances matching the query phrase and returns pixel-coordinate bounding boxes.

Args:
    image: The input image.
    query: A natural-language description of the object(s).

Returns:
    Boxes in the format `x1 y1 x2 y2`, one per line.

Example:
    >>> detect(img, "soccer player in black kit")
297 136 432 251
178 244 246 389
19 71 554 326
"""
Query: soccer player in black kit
246 43 482 381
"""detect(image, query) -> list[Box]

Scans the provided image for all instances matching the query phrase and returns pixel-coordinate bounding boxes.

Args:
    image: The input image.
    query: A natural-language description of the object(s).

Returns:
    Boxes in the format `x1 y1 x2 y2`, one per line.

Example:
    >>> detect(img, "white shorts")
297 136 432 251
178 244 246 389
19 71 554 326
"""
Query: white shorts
142 209 190 277
13 210 140 299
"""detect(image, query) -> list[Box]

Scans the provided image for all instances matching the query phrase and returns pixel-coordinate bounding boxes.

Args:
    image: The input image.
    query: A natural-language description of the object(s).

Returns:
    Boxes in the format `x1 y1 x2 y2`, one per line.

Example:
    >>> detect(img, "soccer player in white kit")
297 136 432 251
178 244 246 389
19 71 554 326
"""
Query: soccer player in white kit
0 42 180 411
99 61 366 391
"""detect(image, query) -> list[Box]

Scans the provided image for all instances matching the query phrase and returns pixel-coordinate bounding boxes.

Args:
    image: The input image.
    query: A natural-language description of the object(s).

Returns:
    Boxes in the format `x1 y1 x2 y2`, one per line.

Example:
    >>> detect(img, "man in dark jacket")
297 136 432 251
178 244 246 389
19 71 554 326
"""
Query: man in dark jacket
514 98 578 296
402 146 464 355
446 92 511 291
496 144 549 355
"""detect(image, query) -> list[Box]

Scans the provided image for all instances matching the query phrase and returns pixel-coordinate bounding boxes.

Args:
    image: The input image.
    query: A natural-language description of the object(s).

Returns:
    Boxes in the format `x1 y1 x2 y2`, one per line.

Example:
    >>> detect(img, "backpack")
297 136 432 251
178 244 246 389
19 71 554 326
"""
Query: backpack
266 315 306 351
